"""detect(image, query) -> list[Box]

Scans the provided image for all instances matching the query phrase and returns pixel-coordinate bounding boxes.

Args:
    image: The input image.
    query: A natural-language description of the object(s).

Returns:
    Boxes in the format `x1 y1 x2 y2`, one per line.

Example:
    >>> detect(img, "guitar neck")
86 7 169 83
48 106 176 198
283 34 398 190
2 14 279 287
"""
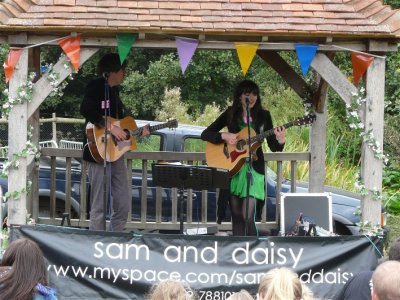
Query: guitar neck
130 123 170 137
250 121 297 144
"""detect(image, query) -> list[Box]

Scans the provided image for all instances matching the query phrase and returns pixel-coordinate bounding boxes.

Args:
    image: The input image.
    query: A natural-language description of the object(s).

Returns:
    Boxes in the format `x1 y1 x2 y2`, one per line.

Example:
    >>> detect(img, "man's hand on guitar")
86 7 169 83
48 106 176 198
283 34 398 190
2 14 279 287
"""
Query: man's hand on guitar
221 132 239 145
274 126 286 144
108 123 127 141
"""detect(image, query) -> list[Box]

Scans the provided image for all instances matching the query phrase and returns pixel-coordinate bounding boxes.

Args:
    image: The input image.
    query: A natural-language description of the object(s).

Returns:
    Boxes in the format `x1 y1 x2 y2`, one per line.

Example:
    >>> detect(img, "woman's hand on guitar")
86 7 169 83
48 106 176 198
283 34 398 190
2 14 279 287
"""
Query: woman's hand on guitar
274 126 286 144
221 132 239 145
140 124 150 137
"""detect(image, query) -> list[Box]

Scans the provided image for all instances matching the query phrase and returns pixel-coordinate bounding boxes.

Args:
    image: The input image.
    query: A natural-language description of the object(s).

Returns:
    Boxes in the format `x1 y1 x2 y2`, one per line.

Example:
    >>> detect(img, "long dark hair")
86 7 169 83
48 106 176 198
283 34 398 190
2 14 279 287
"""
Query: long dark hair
229 80 262 126
0 238 48 300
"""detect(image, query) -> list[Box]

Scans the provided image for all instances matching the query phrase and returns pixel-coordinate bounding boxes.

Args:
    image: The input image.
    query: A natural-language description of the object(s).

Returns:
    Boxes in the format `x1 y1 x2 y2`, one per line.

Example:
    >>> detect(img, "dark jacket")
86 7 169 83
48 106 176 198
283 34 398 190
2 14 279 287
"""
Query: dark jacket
201 107 284 175
80 78 126 162
333 271 373 300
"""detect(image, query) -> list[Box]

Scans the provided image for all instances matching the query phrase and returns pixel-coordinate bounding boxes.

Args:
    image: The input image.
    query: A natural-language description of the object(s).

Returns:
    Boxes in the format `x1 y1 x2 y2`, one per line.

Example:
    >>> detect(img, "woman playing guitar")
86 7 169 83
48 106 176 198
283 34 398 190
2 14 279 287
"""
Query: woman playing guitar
201 80 286 236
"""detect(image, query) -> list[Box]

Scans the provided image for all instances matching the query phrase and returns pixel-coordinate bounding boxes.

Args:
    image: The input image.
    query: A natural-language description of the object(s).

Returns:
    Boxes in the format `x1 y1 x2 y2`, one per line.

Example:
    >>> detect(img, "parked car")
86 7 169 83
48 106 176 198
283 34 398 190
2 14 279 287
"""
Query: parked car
0 120 372 235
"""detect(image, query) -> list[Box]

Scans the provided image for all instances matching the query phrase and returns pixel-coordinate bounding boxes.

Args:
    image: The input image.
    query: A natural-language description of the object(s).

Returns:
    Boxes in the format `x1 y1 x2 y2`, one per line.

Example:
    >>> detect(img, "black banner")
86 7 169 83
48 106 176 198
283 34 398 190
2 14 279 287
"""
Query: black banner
10 225 382 299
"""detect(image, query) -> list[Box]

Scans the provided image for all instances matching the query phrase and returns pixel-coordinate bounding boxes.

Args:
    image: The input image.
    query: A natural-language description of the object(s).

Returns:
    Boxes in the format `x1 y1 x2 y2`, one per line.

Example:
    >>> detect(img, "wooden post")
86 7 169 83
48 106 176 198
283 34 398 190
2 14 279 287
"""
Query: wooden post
309 77 329 192
28 47 41 220
7 35 29 225
361 56 385 226
52 112 57 142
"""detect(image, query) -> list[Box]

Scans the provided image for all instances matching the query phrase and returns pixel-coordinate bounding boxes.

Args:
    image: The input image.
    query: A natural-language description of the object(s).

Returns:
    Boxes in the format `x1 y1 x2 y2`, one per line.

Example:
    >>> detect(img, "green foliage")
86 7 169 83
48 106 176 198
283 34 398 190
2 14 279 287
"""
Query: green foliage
156 87 192 124
195 102 225 127
385 52 400 115
0 44 9 117
385 0 400 9
122 53 181 120
263 85 306 124
182 50 241 112
122 50 243 120
384 115 400 166
383 167 400 215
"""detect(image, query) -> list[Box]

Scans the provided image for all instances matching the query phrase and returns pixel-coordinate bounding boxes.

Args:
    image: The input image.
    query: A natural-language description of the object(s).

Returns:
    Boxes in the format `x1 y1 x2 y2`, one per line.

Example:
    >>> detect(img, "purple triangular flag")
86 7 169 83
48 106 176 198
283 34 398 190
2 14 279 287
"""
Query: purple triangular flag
176 37 199 74
295 44 319 76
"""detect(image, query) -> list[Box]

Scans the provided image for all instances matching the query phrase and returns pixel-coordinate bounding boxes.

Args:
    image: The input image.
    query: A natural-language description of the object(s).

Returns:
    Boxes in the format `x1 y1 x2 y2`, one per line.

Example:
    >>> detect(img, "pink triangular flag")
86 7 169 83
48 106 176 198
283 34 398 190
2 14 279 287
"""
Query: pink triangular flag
176 37 199 74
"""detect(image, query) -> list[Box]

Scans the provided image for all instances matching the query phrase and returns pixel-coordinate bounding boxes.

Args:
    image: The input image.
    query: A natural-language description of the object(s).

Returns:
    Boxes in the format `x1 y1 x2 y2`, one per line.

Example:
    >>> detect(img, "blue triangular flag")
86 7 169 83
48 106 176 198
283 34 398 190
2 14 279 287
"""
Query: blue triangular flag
295 44 319 76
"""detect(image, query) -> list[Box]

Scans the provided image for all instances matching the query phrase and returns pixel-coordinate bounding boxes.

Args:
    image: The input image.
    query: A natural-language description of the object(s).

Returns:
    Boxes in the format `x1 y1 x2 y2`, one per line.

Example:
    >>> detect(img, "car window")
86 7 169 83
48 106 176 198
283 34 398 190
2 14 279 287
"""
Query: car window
136 134 162 151
266 167 277 180
184 137 206 152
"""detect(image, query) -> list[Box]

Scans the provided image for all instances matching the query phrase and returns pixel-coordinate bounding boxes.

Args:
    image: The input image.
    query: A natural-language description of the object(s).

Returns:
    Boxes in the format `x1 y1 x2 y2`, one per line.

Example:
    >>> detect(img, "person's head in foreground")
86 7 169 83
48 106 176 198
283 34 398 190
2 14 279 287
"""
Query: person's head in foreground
371 260 400 300
148 279 194 300
0 238 56 300
258 267 303 300
226 289 254 300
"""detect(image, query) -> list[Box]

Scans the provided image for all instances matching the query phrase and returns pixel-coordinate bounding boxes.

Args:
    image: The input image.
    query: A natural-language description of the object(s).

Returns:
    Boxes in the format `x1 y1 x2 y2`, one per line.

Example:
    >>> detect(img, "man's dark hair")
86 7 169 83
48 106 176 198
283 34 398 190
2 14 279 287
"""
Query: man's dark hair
97 53 127 76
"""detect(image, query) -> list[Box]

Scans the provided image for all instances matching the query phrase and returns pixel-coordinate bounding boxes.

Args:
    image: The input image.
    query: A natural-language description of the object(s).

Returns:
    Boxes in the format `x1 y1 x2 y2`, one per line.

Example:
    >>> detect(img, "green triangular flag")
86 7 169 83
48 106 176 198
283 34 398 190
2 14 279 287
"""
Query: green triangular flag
117 33 137 64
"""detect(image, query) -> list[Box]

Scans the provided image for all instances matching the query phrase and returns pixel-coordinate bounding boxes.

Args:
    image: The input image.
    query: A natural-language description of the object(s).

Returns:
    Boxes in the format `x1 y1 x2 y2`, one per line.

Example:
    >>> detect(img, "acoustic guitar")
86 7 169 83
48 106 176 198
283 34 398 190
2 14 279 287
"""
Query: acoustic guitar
86 116 178 163
205 114 316 176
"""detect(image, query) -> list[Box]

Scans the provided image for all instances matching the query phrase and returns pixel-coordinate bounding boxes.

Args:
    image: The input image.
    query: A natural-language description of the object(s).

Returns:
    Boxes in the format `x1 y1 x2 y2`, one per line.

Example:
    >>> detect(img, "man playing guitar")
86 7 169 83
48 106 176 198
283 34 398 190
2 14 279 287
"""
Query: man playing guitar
80 53 149 231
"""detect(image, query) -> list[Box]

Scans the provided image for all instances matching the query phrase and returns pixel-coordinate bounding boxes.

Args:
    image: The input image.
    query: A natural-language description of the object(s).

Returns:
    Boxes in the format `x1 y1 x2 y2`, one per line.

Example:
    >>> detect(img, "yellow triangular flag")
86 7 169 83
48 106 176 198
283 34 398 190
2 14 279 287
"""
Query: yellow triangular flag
235 42 259 76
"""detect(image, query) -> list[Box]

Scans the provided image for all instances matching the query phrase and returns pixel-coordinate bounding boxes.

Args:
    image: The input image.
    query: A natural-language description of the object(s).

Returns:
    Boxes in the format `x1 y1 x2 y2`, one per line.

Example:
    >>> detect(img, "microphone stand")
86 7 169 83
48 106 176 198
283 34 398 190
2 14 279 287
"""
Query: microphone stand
101 74 110 231
244 97 253 236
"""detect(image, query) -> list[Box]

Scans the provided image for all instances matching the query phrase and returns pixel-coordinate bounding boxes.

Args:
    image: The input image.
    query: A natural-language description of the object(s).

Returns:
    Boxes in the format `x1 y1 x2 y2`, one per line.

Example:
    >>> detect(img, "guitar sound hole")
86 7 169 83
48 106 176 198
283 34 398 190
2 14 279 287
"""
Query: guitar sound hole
123 129 130 140
237 140 246 151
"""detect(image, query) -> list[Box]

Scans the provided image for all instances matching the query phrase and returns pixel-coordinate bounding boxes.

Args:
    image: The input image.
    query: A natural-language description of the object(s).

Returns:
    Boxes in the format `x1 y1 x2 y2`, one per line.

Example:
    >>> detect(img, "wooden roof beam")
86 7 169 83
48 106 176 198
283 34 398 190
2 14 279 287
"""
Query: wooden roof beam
257 50 314 105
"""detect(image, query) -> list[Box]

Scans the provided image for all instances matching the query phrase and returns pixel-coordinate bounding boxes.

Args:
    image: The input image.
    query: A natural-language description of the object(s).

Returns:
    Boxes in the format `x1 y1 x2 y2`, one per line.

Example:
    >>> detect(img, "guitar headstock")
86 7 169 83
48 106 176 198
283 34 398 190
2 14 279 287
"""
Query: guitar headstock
295 113 316 126
166 118 178 129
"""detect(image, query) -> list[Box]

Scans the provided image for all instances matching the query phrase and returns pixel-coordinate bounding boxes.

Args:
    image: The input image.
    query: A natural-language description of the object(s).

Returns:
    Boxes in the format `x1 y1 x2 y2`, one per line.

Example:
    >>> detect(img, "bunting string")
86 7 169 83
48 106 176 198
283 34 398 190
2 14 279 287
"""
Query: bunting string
332 45 386 59
2 31 386 83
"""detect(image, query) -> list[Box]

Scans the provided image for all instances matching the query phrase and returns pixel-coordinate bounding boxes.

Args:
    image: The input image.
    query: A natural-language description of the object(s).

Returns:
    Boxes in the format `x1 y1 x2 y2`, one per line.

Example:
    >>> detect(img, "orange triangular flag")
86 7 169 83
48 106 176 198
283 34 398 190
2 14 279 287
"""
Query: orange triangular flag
235 43 259 76
58 35 81 72
3 48 23 83
351 52 373 87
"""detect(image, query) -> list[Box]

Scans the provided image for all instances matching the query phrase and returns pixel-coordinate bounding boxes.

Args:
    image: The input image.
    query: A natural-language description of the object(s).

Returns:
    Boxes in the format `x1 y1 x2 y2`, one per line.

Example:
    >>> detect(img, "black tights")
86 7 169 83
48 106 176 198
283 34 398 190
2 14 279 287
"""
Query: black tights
229 195 257 236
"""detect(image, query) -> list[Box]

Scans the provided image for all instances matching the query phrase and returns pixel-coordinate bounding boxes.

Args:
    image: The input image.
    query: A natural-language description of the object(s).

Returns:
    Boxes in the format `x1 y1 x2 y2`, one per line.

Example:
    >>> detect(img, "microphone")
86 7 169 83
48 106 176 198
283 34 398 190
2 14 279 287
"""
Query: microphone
102 72 109 79
245 95 250 104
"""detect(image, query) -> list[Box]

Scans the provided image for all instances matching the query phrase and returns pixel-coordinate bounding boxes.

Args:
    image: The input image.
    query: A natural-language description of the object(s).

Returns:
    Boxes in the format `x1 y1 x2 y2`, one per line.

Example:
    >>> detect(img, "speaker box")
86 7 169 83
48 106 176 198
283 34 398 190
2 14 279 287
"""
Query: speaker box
280 193 332 235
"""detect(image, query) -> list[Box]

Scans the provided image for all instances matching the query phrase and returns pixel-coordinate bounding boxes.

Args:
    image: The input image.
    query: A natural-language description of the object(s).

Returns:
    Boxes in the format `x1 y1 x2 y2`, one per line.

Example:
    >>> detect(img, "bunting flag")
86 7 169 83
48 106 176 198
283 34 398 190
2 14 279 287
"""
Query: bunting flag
3 48 23 83
176 37 199 74
117 33 138 64
351 52 374 87
234 42 259 76
295 44 319 76
58 35 81 72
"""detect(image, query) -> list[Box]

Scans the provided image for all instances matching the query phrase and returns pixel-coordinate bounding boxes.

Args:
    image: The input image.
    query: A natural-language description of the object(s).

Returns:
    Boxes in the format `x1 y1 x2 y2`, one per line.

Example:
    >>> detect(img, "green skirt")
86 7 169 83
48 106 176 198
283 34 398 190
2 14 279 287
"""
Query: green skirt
230 162 265 201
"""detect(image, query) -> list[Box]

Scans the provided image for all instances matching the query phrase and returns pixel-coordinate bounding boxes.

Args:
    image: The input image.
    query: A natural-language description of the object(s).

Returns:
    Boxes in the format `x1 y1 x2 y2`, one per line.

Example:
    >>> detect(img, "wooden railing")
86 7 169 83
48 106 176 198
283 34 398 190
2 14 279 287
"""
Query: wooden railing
37 148 310 233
